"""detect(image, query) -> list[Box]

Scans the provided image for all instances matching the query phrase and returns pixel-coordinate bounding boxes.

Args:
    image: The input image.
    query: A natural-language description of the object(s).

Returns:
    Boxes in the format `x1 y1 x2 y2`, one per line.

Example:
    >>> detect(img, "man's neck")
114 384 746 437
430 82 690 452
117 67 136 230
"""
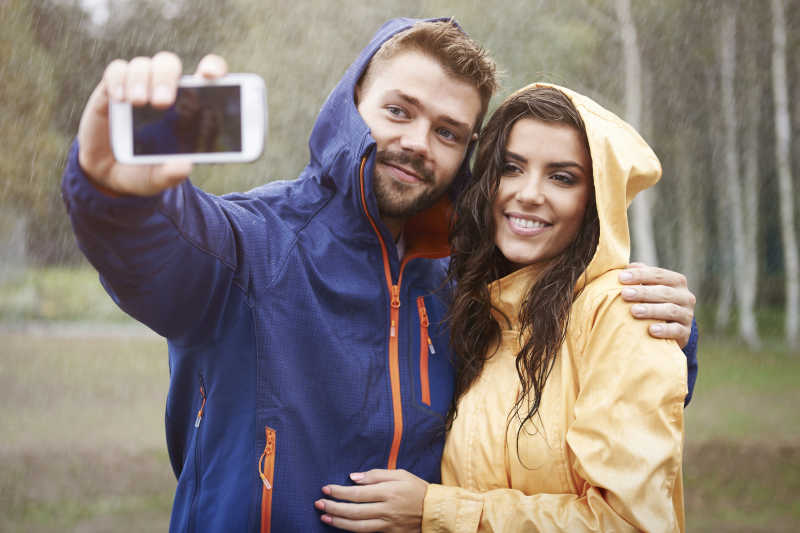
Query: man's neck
381 215 405 242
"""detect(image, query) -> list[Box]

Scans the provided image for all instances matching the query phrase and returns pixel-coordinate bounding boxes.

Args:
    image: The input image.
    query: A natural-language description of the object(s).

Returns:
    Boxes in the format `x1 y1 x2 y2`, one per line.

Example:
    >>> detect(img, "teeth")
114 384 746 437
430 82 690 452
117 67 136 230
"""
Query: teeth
509 216 546 230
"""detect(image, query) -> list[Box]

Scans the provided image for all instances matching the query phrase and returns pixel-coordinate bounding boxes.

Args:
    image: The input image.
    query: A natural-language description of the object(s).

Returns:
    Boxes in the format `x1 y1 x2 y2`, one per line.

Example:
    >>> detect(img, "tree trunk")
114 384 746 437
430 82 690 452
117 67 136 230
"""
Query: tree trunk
771 0 799 347
615 0 658 265
675 136 700 290
720 4 760 348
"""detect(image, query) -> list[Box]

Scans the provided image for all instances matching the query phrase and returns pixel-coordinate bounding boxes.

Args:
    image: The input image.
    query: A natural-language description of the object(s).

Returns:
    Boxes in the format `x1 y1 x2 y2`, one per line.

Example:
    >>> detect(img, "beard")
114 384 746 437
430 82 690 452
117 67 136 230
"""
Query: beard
373 149 449 219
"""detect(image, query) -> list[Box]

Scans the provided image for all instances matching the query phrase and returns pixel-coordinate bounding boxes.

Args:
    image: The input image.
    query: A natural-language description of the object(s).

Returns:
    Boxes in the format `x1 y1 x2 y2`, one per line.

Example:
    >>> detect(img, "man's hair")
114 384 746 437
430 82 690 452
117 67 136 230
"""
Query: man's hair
359 20 499 129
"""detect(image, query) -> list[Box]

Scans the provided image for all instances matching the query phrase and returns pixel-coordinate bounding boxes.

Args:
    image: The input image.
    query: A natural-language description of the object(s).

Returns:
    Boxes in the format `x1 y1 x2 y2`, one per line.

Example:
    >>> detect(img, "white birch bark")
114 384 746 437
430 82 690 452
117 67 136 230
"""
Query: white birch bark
614 0 658 265
771 0 799 347
720 4 760 348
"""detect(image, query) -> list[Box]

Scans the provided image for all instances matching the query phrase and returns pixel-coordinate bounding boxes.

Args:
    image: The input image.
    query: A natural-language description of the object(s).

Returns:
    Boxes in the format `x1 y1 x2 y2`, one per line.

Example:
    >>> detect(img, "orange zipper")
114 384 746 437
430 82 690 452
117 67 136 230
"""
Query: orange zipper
417 296 434 406
259 426 276 533
194 382 207 428
359 157 405 470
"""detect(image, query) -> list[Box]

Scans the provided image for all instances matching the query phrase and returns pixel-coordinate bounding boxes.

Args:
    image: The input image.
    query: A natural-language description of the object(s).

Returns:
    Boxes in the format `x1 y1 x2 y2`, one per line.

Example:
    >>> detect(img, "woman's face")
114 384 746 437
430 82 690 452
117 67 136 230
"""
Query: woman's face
492 118 592 271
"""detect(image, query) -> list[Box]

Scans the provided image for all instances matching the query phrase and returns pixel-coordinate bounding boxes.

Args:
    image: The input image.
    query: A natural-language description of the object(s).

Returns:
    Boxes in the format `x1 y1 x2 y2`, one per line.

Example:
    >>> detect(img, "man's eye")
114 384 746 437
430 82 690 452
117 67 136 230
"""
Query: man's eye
386 106 407 118
437 127 457 142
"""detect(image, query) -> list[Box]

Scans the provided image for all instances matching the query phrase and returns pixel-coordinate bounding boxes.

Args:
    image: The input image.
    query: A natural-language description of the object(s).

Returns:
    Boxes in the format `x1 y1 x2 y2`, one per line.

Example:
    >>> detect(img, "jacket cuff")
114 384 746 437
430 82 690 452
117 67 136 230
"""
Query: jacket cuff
422 484 483 532
61 139 163 222
682 318 699 406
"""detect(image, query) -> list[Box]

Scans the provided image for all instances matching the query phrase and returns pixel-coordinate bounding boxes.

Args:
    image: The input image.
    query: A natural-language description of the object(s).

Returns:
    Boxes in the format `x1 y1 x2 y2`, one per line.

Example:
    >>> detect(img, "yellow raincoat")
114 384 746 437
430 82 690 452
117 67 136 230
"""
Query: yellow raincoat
422 84 688 533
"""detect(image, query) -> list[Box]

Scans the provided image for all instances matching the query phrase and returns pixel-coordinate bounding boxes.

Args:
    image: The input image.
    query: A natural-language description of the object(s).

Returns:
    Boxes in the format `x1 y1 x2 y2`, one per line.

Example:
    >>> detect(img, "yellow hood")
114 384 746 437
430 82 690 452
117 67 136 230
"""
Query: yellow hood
508 83 662 288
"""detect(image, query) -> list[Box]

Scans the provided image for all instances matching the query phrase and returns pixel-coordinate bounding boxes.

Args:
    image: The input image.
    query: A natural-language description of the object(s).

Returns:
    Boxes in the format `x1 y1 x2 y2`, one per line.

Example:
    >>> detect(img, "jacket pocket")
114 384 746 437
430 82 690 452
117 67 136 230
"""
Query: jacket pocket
258 426 277 533
187 374 207 533
417 296 436 407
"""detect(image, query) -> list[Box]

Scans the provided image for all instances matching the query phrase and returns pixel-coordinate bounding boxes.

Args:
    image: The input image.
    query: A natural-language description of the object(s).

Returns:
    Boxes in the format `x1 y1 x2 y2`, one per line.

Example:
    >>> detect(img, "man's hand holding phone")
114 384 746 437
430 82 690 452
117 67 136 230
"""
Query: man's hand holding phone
78 53 263 197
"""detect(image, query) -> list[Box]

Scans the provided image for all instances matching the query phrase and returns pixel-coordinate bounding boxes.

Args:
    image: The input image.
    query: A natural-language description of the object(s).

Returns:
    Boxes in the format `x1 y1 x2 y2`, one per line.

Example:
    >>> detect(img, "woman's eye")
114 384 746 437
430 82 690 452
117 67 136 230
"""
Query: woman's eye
502 162 522 175
551 173 576 185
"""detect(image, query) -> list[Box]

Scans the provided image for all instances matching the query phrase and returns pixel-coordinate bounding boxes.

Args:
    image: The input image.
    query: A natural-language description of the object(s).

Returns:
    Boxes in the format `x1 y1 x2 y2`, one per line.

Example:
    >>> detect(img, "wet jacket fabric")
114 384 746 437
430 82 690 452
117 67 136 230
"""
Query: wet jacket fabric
422 84 687 533
61 18 465 533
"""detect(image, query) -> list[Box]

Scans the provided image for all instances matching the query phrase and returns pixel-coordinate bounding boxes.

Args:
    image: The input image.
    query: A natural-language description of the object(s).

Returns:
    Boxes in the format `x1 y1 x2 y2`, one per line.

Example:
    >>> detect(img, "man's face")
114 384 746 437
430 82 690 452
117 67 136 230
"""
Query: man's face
356 51 482 224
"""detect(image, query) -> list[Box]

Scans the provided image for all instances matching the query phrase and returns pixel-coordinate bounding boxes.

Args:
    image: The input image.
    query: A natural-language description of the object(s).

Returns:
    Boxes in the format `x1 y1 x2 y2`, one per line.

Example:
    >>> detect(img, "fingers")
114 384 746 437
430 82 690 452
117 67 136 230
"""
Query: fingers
194 54 228 79
150 52 183 108
647 321 691 348
102 52 184 107
619 263 689 289
621 284 695 308
321 482 386 503
320 512 385 532
351 469 404 484
630 302 693 328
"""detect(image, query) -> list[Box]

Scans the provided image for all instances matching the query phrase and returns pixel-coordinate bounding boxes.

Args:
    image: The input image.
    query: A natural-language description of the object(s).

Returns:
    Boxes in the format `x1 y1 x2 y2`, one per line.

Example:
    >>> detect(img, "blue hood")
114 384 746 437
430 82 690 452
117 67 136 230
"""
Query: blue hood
304 17 478 253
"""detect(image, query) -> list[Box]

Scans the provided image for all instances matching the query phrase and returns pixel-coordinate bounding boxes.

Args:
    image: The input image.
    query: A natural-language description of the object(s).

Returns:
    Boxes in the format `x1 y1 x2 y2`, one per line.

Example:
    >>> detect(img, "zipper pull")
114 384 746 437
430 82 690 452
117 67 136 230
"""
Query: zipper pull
195 384 207 428
259 428 276 490
390 285 401 309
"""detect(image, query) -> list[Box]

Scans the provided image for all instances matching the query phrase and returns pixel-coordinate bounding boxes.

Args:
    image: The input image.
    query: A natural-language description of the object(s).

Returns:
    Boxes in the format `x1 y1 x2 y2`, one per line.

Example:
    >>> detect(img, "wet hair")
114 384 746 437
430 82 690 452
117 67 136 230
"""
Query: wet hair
358 19 498 129
446 86 600 448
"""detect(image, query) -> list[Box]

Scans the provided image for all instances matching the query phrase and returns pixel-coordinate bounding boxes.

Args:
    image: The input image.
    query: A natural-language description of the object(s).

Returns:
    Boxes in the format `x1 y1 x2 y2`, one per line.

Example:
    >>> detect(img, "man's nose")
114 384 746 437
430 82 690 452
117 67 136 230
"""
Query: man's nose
399 121 431 158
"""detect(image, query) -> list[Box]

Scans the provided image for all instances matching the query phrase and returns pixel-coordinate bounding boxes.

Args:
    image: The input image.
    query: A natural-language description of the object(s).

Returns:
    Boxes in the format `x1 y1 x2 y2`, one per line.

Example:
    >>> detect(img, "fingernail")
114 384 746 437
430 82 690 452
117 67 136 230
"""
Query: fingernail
321 486 331 495
350 472 364 482
153 85 171 103
631 304 646 315
619 271 633 282
321 515 333 524
622 287 637 298
314 499 325 510
651 324 664 335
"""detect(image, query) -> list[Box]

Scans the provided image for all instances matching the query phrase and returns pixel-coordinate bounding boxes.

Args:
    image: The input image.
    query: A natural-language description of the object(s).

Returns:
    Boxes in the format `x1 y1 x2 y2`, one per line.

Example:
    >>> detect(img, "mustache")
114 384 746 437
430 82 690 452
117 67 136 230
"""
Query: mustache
375 150 434 183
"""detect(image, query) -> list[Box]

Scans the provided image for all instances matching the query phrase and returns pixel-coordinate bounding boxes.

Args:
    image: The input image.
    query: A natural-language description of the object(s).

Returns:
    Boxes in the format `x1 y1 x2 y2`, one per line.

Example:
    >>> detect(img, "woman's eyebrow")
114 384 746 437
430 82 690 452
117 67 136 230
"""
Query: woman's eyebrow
504 150 527 164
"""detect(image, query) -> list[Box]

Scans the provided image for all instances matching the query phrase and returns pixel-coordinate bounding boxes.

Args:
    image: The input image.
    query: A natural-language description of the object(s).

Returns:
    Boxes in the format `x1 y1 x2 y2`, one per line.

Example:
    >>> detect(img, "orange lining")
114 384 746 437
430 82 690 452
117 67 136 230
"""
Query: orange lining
417 296 431 406
259 426 276 533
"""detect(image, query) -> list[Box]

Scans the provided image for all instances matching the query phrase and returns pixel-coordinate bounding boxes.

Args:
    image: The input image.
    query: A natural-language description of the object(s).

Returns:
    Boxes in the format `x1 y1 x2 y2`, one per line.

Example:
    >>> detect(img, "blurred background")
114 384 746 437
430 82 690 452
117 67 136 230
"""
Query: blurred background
0 0 798 531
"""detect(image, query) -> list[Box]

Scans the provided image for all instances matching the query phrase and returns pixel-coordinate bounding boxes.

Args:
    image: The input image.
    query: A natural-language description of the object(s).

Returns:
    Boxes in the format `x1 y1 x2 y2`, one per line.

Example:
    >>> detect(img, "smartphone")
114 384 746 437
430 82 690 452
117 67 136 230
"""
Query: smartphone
109 73 266 164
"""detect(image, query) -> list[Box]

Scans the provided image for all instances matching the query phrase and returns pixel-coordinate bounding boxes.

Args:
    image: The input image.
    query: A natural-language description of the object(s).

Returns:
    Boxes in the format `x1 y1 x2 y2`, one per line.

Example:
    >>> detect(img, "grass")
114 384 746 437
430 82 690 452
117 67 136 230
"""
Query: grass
0 331 174 532
0 279 798 531
0 266 130 322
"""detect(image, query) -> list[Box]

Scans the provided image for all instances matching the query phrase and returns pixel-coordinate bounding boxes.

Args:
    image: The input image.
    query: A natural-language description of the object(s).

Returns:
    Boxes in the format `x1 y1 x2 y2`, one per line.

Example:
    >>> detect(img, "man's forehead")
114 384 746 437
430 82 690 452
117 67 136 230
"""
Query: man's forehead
363 51 482 129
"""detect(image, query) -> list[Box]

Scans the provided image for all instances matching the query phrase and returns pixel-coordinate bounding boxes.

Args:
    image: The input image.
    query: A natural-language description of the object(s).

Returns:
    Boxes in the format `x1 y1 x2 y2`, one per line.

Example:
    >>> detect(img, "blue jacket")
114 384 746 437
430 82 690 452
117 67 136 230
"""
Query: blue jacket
62 17 698 533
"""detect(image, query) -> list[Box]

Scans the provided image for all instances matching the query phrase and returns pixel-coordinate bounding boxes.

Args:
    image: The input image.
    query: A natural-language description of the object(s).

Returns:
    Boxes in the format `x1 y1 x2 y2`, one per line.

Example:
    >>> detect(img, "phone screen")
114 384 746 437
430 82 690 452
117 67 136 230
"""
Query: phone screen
132 86 242 155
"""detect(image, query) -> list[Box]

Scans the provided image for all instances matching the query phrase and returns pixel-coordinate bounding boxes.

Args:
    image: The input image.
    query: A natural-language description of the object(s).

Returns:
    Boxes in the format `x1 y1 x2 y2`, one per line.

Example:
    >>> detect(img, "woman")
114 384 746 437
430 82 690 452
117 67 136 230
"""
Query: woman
316 84 687 532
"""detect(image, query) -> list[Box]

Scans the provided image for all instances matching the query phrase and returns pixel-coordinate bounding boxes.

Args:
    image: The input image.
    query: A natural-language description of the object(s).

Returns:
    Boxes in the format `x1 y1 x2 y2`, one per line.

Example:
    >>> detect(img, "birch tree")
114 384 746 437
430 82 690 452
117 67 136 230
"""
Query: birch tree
771 0 799 347
614 0 658 265
719 3 760 347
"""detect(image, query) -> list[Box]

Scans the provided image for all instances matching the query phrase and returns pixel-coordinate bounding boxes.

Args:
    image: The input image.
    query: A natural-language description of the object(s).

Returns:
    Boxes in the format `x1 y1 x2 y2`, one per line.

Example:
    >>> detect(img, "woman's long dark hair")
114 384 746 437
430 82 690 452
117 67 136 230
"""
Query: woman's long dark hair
446 86 600 447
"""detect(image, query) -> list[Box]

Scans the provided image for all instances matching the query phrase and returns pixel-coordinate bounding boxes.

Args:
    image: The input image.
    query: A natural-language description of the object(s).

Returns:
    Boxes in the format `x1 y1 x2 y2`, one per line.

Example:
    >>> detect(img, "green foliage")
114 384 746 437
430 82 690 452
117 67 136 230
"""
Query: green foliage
0 0 72 263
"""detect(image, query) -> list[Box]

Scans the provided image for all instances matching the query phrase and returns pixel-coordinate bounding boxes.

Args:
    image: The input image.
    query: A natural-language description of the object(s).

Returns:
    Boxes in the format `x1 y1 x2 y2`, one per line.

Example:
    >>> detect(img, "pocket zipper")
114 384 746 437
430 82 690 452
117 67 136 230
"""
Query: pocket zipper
259 426 276 533
194 379 207 428
417 297 435 406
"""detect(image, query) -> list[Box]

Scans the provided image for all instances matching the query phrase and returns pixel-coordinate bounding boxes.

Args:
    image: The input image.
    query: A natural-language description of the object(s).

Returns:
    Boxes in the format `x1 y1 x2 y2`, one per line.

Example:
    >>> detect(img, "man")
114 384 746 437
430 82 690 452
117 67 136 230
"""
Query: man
63 18 697 532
